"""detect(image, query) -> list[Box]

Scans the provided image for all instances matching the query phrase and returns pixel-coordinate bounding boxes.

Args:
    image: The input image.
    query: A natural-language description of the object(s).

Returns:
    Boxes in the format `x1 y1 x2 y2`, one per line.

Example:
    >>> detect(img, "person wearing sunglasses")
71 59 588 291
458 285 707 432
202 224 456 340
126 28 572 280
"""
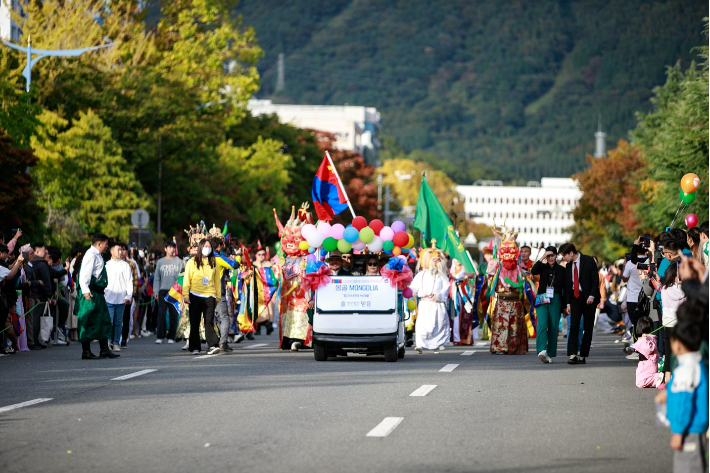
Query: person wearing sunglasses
364 257 380 276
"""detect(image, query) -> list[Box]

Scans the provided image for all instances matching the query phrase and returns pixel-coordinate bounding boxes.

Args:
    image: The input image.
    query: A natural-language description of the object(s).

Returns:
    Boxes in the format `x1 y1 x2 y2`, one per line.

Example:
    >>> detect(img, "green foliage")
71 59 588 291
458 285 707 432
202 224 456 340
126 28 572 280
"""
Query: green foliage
631 27 709 230
0 132 41 239
236 0 708 182
31 110 146 245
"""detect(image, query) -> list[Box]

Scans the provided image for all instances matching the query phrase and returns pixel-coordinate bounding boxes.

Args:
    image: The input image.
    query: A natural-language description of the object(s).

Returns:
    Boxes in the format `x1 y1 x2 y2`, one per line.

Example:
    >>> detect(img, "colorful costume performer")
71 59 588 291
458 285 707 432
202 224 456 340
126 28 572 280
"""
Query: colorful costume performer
449 259 476 346
273 204 312 350
410 242 450 352
486 224 536 355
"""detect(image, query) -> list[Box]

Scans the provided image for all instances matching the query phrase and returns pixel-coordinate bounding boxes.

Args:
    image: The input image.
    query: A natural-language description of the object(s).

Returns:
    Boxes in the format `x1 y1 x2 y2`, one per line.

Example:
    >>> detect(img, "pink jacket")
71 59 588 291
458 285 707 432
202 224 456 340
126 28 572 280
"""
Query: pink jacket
632 335 659 388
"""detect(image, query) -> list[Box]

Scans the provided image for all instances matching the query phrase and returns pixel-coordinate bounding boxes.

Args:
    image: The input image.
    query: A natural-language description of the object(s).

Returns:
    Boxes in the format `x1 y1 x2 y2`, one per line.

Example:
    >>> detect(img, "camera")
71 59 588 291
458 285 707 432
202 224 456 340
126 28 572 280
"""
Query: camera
637 263 649 270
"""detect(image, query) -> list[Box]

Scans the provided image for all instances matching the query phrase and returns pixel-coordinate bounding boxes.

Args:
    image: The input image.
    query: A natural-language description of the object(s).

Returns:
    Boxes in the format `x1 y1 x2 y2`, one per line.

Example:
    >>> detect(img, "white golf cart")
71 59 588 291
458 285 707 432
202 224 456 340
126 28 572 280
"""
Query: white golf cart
312 275 407 362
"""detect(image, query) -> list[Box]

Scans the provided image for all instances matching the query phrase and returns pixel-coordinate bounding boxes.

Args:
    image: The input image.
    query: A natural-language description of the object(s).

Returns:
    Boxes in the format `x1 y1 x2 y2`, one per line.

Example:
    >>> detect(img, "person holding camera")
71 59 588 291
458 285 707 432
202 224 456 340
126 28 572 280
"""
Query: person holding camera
622 236 651 329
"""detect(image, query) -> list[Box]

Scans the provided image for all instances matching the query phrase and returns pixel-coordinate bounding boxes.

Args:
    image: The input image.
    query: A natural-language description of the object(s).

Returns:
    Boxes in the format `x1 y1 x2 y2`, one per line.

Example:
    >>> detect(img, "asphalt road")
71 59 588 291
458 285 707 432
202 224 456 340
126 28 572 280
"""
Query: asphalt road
0 329 670 473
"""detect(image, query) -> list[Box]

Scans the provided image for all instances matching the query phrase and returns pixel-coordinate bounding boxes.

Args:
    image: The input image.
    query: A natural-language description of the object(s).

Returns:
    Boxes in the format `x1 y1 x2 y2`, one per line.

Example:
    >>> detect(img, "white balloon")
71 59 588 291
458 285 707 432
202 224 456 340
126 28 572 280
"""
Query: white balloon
316 221 332 237
352 239 367 251
307 232 324 248
366 235 383 253
301 224 317 239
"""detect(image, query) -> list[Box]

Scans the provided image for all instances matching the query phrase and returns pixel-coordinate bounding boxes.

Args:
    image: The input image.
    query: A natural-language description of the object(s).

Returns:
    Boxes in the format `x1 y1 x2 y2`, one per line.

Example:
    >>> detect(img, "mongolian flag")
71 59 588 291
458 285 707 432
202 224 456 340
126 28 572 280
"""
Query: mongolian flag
311 152 349 221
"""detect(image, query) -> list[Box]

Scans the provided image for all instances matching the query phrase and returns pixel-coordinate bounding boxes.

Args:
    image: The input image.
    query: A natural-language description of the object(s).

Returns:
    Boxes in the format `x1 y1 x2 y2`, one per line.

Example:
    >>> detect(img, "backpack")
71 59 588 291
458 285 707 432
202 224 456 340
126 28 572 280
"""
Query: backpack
635 290 651 321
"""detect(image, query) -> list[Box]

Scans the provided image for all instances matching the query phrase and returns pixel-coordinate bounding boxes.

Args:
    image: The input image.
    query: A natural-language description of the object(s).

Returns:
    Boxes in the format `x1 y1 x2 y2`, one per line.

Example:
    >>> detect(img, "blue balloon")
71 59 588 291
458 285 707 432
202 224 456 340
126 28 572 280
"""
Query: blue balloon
343 227 359 243
308 247 316 254
401 247 410 254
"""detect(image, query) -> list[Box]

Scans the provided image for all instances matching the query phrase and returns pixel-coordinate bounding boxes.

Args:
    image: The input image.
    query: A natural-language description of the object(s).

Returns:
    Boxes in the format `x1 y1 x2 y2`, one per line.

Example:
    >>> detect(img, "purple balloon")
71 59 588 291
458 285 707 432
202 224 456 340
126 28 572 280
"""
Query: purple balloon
380 226 395 241
391 221 406 233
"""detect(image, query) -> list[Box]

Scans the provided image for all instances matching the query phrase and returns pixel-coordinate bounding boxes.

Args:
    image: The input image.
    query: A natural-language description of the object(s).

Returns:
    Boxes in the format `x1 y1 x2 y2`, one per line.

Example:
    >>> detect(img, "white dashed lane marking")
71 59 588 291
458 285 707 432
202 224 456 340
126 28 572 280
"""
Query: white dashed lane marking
439 364 459 372
111 369 157 381
409 385 437 397
366 417 404 437
0 398 53 414
461 351 476 356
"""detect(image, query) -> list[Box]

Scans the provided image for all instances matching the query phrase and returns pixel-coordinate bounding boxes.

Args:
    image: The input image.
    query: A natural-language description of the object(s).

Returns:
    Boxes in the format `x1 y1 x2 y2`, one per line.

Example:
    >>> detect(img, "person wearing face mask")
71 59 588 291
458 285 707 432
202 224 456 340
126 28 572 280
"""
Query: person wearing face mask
531 246 565 363
182 239 221 355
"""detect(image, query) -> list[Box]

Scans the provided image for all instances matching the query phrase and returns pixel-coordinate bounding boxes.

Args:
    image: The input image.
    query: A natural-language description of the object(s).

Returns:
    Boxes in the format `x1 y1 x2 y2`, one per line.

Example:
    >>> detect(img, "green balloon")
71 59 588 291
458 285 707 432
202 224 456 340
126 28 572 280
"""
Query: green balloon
359 227 375 243
322 237 338 252
680 189 697 204
337 239 352 253
382 240 395 252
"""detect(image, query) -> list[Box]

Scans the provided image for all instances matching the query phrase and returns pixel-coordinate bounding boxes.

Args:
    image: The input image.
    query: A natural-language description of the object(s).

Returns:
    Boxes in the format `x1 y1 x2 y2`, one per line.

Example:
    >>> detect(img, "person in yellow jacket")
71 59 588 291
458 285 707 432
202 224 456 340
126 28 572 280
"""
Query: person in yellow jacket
183 239 221 355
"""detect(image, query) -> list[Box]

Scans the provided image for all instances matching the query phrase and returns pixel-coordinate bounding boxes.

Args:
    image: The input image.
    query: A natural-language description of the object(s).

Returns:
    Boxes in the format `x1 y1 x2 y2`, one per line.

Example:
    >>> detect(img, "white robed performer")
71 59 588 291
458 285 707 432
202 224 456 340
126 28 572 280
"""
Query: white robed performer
410 243 450 353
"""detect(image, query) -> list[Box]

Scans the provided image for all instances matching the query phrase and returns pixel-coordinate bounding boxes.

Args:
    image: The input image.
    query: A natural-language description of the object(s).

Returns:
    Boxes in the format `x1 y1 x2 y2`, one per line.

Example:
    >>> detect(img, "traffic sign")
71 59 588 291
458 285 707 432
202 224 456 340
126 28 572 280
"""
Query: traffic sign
131 209 150 229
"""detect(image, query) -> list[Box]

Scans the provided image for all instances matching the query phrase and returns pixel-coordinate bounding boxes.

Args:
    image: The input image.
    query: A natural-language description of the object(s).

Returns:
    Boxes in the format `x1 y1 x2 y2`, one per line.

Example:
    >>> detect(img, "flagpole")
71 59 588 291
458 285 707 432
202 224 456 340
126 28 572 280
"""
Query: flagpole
325 150 357 218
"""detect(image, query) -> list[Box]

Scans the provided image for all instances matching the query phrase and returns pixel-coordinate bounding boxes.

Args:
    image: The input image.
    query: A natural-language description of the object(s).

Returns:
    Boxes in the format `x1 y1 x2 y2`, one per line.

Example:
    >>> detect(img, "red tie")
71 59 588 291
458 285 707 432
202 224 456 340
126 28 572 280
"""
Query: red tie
573 262 580 298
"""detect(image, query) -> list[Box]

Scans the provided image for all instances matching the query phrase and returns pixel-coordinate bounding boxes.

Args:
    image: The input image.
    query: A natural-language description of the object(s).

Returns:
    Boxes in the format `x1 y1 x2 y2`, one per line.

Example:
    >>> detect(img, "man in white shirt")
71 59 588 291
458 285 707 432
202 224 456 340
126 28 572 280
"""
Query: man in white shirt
622 247 647 326
105 241 133 352
77 234 119 360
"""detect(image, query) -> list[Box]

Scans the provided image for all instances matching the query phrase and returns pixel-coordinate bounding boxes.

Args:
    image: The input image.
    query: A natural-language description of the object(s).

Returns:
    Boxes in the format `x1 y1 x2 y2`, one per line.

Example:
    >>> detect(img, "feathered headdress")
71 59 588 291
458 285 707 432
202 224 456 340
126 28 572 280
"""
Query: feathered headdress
185 221 208 247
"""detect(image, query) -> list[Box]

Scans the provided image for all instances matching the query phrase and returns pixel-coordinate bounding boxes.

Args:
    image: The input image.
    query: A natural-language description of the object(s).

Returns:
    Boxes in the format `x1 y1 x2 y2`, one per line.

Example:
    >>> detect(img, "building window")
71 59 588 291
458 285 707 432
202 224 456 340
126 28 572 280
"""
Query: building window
487 198 491 204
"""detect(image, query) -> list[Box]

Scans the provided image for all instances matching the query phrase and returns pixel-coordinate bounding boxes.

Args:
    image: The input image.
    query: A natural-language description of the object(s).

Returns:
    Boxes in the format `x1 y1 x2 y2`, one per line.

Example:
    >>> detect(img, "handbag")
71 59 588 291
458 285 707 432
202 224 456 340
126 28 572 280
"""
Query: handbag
39 302 54 343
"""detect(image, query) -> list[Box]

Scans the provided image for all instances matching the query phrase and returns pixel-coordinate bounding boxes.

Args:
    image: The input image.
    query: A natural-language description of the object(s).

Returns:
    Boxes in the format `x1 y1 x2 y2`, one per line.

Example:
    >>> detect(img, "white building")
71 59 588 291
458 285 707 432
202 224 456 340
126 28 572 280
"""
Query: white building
247 99 381 164
0 0 24 42
456 178 582 249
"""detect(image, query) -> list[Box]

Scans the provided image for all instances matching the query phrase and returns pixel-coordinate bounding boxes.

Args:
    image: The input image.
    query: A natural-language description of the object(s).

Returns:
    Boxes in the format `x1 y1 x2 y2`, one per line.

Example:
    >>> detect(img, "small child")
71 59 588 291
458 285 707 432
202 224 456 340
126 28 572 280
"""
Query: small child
631 316 661 388
664 320 708 473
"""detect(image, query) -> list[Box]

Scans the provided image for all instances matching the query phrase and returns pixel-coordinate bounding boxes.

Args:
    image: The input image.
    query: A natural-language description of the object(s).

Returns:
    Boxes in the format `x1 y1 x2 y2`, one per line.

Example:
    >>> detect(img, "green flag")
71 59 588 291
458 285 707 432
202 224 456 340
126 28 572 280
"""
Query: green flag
413 176 476 273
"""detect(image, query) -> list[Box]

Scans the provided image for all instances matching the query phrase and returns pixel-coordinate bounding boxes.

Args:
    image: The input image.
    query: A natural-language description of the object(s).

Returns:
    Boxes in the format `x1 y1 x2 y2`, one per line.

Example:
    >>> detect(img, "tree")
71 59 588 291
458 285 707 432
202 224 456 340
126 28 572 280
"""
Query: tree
216 137 293 243
31 110 146 243
570 141 650 262
0 132 41 237
631 28 709 230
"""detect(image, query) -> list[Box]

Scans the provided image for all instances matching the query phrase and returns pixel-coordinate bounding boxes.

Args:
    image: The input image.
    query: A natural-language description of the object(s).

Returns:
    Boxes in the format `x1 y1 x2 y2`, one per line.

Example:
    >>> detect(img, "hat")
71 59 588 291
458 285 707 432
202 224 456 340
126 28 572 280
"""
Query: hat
326 250 343 261
545 246 558 255
483 238 494 254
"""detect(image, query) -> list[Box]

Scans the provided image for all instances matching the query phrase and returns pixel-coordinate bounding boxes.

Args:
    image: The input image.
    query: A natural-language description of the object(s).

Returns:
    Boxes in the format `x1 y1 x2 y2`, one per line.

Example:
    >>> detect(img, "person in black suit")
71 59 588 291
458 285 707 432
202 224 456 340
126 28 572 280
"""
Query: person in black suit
559 243 600 364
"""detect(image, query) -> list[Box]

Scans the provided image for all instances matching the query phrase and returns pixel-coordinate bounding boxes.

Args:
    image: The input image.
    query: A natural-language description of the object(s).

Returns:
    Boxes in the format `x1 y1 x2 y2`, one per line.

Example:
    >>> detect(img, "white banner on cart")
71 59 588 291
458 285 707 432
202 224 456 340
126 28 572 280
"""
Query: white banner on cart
316 276 396 312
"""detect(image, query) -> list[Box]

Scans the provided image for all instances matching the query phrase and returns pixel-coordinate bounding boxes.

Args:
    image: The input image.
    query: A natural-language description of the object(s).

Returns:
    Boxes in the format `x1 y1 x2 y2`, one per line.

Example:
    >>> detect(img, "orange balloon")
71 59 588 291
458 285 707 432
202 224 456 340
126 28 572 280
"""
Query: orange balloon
392 246 402 256
681 173 700 194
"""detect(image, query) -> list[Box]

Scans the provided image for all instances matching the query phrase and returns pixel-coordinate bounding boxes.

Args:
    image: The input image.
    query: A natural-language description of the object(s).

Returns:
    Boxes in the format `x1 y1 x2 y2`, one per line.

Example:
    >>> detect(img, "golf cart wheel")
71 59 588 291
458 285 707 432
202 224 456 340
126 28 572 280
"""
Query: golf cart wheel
384 345 398 362
398 346 405 359
314 343 328 361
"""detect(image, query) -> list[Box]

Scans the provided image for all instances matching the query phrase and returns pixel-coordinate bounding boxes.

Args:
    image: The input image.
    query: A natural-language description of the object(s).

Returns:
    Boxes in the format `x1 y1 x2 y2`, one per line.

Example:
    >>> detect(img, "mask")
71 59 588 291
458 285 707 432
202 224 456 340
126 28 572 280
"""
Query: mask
202 247 212 257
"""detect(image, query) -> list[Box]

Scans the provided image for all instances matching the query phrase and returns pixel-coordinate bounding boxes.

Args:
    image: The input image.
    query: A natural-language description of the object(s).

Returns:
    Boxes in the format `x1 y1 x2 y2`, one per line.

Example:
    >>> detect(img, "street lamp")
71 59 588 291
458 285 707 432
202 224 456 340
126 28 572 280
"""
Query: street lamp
2 36 114 93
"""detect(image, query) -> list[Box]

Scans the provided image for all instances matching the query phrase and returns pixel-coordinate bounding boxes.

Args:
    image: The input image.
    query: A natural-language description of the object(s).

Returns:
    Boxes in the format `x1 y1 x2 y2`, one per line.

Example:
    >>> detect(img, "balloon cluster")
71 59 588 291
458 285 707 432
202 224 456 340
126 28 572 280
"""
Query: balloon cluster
300 217 415 256
680 173 701 229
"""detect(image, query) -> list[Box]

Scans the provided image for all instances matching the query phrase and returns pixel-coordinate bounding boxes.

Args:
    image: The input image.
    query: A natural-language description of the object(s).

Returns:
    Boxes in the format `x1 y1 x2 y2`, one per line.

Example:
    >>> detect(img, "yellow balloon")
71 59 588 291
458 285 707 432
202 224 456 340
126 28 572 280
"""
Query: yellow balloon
404 234 415 249
406 299 417 311
298 241 310 251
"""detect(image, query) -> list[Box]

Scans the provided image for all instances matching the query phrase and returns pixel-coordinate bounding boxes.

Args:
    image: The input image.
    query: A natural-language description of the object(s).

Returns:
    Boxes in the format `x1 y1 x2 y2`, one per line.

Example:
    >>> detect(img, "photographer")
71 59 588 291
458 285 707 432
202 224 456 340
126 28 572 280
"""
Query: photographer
622 236 651 329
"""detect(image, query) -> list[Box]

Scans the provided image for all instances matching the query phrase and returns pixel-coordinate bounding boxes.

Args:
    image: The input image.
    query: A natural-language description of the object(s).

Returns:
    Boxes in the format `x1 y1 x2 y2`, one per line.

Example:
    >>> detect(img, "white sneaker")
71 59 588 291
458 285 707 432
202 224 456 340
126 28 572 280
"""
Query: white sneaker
108 343 114 351
192 350 200 355
547 356 553 363
167 339 175 344
113 345 121 352
538 350 549 363
438 346 446 351
234 333 246 343
207 346 221 355
290 342 301 351
181 341 189 351
415 347 423 354
626 352 639 360
155 339 163 344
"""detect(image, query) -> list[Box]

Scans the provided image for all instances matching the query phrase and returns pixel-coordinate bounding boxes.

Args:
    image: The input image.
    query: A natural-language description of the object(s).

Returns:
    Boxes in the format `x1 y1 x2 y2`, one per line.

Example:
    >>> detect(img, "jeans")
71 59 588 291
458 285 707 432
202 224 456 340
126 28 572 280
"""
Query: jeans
156 289 179 340
215 297 229 345
189 295 218 351
535 294 561 357
106 302 125 345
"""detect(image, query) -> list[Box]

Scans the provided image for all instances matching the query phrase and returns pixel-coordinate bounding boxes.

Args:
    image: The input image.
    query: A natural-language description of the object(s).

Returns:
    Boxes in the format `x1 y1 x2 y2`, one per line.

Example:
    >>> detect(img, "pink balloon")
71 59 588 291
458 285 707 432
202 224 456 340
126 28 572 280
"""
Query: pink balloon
686 213 699 229
330 224 345 240
380 226 394 241
352 240 366 251
391 220 406 233
402 287 413 299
